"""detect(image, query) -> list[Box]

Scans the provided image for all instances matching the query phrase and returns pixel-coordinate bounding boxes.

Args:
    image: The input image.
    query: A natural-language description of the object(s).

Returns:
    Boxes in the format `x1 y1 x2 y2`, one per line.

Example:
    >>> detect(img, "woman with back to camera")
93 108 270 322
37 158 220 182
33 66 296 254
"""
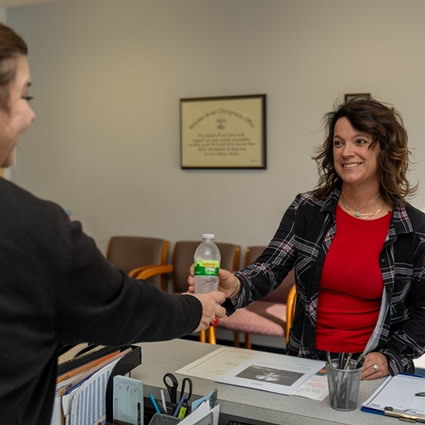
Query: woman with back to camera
0 23 226 425
190 96 425 380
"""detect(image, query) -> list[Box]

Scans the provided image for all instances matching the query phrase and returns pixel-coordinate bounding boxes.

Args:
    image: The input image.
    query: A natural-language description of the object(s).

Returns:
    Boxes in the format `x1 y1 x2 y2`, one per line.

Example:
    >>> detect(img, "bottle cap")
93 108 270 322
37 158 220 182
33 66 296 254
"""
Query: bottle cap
202 233 215 239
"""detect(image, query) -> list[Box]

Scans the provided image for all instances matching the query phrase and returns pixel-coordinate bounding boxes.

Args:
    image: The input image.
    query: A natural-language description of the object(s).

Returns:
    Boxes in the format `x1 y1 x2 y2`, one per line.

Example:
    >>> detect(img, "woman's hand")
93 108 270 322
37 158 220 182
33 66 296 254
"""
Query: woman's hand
187 265 241 298
361 352 390 380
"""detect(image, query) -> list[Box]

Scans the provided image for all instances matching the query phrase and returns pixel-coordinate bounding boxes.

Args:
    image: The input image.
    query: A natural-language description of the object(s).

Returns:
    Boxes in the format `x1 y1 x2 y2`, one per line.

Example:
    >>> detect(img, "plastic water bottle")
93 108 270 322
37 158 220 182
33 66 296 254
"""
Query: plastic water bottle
194 233 221 294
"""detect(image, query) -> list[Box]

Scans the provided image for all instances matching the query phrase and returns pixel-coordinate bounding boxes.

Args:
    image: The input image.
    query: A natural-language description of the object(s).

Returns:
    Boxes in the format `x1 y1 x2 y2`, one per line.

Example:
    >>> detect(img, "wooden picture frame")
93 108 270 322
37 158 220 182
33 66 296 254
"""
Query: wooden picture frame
180 94 266 169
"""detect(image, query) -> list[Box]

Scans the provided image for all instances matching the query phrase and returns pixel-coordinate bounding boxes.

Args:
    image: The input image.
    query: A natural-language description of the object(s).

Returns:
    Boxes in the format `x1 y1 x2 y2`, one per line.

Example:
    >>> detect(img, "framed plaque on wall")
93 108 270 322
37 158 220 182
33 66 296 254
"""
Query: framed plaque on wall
180 94 266 169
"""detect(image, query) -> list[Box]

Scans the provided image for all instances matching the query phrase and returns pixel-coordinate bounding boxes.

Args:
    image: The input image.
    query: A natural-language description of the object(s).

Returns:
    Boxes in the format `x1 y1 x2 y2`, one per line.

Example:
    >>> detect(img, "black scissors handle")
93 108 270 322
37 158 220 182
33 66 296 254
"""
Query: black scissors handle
163 373 179 406
180 377 193 403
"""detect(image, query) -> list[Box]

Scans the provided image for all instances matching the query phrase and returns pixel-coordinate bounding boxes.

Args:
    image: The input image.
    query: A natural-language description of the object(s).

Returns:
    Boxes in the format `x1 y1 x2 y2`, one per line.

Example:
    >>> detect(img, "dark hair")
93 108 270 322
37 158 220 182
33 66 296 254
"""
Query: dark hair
0 23 28 108
313 97 416 206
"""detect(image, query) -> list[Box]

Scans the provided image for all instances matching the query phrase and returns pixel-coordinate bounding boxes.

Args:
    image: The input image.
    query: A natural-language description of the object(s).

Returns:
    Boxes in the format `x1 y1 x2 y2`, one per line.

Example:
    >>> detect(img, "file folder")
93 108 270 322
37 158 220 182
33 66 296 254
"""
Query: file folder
52 344 141 425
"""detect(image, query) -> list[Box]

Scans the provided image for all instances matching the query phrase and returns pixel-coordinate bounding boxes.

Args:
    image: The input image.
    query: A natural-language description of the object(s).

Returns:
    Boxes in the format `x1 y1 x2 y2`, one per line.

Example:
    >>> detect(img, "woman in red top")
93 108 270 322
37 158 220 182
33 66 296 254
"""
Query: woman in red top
314 113 394 377
189 98 425 381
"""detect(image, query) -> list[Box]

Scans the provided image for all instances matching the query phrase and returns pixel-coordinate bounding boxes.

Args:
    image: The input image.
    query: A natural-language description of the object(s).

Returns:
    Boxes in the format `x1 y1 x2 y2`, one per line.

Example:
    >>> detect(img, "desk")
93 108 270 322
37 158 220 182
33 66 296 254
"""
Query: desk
132 339 397 425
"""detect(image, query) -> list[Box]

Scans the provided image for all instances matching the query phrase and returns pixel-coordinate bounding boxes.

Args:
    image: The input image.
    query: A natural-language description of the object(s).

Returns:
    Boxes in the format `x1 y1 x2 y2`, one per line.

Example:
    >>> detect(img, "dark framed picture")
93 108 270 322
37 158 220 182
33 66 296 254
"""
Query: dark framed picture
180 94 266 169
344 93 371 102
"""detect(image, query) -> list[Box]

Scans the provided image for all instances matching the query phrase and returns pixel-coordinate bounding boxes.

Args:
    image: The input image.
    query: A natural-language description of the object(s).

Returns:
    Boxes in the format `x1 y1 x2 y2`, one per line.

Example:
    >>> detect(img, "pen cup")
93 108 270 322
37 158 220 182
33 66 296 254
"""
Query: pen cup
327 359 362 412
148 413 180 425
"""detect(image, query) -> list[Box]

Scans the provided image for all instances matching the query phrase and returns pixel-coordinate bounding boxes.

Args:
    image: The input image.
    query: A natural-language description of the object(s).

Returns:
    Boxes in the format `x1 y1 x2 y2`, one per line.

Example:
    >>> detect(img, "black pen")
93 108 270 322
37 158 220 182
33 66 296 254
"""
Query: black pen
415 392 425 397
355 353 365 368
338 352 345 369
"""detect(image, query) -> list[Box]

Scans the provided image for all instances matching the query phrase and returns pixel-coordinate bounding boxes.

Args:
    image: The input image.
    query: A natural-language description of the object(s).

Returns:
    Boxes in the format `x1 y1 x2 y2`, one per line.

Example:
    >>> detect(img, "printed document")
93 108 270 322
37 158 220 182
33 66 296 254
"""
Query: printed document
176 346 326 398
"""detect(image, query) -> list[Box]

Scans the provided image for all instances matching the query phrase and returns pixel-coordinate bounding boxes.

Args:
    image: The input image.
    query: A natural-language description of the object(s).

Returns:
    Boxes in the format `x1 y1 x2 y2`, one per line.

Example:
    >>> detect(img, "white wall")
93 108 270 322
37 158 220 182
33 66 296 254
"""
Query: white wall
6 0 425 257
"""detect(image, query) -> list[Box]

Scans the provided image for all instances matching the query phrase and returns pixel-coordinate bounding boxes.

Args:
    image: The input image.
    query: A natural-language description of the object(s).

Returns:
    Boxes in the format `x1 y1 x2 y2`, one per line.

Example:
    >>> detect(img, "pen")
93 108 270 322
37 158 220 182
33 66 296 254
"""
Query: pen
338 352 345 369
161 389 167 413
355 353 365 369
149 393 161 414
177 402 188 419
326 351 333 369
344 353 353 370
158 400 167 413
415 392 425 397
173 393 186 417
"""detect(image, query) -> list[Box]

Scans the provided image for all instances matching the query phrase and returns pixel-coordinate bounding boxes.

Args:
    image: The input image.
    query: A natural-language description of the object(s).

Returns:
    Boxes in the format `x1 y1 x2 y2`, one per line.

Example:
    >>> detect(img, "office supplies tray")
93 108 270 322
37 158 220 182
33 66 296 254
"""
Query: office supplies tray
56 344 142 425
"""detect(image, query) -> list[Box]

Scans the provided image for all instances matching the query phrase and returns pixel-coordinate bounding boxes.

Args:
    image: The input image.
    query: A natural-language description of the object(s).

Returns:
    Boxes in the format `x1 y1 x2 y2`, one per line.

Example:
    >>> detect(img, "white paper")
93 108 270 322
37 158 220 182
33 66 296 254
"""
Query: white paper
175 346 257 381
362 374 425 416
293 369 329 401
62 357 121 425
217 353 325 396
49 394 62 425
176 346 327 399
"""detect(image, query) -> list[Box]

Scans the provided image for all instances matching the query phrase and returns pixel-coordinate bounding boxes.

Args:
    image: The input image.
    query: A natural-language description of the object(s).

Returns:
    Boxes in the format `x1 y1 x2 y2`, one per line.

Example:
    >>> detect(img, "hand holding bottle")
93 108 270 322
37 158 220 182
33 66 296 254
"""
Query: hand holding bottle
188 266 241 299
193 233 221 293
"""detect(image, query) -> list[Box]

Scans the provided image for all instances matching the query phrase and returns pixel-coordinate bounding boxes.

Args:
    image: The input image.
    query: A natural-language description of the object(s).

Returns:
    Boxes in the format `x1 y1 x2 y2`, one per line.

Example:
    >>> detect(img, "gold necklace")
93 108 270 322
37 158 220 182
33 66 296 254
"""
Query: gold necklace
340 193 382 218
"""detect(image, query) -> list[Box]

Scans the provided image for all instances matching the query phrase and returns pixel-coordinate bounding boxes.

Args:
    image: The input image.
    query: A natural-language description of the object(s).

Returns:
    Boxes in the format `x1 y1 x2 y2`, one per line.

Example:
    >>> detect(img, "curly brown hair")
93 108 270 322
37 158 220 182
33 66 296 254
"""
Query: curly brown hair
312 97 417 206
0 23 28 109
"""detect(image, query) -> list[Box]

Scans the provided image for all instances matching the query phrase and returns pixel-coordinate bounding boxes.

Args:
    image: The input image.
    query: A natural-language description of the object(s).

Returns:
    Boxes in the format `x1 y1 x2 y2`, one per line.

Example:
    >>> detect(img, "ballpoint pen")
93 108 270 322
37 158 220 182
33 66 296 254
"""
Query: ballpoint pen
415 392 425 396
338 352 345 369
355 353 365 368
343 353 353 370
161 389 167 413
149 393 161 414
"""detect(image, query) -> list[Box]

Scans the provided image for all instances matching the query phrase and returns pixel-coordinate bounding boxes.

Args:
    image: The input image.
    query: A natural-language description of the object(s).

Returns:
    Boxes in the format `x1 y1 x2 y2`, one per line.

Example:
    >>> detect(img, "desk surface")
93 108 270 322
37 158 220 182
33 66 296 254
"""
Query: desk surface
132 339 396 425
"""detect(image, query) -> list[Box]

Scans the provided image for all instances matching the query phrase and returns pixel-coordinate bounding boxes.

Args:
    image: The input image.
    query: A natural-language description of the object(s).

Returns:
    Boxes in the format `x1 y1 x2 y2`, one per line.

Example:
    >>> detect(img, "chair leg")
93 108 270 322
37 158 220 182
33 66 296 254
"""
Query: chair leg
199 329 206 343
233 331 240 347
208 326 216 344
245 333 252 349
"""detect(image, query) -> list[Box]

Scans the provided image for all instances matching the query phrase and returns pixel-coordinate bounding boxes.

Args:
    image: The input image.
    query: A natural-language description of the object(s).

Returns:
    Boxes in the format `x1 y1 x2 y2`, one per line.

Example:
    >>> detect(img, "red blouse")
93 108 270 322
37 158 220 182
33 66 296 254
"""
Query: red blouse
315 204 391 353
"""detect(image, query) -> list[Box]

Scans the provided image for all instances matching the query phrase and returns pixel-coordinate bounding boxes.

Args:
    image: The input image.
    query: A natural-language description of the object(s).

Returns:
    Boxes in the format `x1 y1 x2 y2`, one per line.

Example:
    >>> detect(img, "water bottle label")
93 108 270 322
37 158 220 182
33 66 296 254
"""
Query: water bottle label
194 260 220 276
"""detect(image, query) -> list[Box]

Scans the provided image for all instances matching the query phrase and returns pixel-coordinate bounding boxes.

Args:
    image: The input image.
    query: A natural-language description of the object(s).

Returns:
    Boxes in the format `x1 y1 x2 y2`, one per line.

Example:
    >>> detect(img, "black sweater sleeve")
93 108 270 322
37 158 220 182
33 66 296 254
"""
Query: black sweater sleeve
56 213 202 345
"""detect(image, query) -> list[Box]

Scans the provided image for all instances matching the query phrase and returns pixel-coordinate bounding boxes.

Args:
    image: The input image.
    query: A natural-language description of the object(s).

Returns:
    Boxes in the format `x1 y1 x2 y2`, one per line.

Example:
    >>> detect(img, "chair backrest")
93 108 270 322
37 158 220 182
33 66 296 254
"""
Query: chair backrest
171 241 241 293
244 245 295 303
106 236 169 288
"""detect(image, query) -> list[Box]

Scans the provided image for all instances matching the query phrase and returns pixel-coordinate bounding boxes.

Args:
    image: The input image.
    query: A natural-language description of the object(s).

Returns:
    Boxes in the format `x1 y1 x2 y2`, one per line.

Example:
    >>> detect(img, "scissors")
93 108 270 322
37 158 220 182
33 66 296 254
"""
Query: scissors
173 377 192 418
163 373 193 417
163 373 179 407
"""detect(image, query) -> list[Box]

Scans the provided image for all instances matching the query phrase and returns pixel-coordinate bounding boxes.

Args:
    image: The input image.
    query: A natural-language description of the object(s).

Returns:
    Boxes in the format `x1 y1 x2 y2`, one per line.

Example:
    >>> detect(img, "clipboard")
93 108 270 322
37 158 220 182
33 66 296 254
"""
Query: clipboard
361 374 425 422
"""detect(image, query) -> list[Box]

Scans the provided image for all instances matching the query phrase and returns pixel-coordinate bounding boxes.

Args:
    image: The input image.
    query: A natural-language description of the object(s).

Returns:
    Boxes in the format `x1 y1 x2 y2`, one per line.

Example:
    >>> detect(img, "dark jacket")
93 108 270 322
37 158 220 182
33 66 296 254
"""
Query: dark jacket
0 179 202 425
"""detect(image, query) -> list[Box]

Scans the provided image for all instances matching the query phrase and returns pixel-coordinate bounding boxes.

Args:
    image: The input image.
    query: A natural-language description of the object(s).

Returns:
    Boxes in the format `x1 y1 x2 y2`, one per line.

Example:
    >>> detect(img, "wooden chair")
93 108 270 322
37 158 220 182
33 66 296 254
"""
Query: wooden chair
134 240 241 343
285 284 296 342
106 236 170 291
213 245 295 348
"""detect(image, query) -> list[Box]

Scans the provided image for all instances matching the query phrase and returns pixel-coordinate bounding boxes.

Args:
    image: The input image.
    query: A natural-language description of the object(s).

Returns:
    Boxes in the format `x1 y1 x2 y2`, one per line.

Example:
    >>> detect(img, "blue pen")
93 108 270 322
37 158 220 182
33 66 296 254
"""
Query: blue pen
149 393 161 414
173 393 186 417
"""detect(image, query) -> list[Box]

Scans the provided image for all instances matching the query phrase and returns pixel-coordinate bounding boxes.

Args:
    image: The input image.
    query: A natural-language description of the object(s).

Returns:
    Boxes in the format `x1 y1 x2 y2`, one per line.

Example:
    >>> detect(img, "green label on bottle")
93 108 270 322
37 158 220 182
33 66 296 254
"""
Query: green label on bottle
194 260 220 276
